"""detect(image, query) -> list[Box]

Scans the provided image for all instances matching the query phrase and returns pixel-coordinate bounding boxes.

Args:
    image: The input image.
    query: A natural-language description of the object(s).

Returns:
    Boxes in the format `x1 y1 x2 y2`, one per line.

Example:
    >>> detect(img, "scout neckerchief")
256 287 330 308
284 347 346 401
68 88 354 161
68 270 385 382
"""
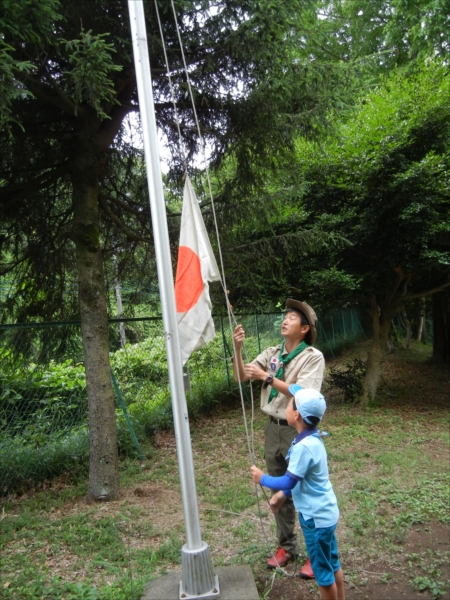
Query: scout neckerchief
268 340 309 403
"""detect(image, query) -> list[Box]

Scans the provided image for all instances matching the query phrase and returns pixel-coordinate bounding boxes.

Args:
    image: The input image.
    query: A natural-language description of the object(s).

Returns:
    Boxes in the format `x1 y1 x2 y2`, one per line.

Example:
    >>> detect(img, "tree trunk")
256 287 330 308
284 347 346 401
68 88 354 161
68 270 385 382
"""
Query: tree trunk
401 310 411 349
416 297 425 342
432 290 450 366
71 146 120 501
361 296 391 405
114 255 126 349
422 315 428 344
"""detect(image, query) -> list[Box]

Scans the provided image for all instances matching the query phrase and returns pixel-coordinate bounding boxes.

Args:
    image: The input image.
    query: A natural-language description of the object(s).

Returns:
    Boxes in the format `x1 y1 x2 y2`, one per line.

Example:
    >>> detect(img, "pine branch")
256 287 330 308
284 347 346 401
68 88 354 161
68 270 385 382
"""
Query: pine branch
104 193 148 219
95 102 133 153
17 71 82 117
43 68 79 116
98 193 151 243
396 281 450 304
0 163 69 202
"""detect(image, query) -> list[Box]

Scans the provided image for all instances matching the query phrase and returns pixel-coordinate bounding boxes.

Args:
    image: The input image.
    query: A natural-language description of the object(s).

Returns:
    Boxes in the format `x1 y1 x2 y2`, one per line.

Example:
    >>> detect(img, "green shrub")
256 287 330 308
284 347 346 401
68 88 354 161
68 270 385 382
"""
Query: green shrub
0 359 87 436
0 427 89 494
0 326 244 493
327 357 367 402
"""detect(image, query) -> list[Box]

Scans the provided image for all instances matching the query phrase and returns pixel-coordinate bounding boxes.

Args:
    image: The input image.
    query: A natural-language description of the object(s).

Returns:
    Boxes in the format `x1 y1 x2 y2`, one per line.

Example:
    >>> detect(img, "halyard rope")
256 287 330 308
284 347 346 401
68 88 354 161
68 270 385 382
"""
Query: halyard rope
153 0 297 579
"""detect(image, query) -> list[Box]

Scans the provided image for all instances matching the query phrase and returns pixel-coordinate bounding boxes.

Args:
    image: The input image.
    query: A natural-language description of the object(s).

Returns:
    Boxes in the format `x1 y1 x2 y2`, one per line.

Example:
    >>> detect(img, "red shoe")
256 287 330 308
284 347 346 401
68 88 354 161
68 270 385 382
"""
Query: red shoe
267 547 292 569
300 558 315 579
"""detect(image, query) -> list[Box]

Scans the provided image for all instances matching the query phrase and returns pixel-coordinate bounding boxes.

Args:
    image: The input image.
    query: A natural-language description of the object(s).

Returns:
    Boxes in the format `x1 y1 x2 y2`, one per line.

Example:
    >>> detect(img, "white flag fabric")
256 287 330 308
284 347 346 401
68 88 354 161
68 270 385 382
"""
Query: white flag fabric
175 176 221 365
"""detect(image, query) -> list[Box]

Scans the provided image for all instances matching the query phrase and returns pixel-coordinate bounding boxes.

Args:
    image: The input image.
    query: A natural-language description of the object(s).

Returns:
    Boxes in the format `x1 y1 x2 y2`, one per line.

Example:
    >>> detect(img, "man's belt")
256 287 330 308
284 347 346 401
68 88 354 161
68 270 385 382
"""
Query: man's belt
270 416 289 426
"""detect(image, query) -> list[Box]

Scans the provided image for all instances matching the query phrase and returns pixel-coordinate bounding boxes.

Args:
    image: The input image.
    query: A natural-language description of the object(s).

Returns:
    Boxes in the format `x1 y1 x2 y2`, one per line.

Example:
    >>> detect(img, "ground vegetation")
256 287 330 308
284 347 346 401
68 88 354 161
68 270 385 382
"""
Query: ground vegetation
0 341 448 600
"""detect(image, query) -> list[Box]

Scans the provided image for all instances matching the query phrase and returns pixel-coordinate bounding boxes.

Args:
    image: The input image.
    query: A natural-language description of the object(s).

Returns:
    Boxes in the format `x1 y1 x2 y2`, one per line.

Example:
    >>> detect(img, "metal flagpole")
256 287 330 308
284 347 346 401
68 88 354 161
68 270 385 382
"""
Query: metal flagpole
127 2 219 598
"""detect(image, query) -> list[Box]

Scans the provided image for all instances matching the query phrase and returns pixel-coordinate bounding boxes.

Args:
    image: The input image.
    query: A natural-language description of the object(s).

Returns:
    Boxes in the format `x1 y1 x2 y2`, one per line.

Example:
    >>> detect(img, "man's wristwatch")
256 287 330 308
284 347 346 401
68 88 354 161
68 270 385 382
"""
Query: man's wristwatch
263 375 274 389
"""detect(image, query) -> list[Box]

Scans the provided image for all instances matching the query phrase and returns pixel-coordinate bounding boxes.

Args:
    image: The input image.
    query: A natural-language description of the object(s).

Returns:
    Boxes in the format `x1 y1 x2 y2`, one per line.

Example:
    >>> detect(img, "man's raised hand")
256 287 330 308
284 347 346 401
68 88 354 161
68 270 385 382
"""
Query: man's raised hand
233 325 246 350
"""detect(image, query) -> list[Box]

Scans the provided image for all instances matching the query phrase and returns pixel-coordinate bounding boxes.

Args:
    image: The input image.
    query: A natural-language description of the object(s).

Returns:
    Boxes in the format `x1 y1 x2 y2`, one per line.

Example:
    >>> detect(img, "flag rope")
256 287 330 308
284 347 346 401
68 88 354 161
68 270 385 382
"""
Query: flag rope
153 0 254 463
154 0 296 579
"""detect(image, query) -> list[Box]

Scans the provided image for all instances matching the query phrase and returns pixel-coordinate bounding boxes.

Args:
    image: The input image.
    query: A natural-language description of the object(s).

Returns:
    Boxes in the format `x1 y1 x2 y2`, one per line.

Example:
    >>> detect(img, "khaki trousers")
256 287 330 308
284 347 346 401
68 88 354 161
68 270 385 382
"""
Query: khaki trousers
264 418 301 557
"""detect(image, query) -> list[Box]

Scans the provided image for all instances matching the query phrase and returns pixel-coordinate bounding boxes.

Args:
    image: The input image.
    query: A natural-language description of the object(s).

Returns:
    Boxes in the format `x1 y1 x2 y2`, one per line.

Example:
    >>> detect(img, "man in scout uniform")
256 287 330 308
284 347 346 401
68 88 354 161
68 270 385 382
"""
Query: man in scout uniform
233 299 325 574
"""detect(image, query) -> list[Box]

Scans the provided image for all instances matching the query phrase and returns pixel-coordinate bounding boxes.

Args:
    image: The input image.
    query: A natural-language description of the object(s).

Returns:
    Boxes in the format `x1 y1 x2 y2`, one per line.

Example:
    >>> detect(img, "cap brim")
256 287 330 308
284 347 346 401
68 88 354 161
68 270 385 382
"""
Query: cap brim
288 384 303 397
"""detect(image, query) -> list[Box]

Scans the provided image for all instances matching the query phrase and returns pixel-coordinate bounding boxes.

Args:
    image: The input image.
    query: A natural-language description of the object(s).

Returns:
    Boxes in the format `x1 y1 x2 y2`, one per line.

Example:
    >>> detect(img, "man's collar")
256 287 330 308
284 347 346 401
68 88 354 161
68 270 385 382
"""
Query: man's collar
294 427 318 444
283 339 302 353
282 341 310 355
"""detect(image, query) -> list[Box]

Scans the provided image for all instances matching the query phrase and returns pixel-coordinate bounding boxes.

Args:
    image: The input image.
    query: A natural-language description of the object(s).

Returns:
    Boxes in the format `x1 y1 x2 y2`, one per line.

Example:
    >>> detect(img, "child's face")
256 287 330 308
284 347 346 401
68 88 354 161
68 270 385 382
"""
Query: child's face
286 397 298 426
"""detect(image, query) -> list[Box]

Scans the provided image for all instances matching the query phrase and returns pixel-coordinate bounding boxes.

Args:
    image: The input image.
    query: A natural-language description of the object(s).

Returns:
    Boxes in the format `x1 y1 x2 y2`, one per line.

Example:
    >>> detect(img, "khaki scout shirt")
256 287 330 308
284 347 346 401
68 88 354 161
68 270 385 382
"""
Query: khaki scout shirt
251 345 325 420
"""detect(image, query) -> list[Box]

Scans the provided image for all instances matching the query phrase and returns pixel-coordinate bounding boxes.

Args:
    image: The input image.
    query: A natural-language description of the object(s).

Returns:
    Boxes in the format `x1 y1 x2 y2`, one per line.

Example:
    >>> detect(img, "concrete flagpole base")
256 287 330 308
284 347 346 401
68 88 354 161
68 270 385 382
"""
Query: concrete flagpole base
141 565 259 600
180 542 218 598
180 574 220 600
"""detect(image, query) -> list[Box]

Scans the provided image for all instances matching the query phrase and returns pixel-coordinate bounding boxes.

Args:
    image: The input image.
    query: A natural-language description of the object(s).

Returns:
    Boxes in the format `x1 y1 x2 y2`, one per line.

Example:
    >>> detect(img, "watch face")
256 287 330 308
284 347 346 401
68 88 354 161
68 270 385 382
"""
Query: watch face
263 375 273 389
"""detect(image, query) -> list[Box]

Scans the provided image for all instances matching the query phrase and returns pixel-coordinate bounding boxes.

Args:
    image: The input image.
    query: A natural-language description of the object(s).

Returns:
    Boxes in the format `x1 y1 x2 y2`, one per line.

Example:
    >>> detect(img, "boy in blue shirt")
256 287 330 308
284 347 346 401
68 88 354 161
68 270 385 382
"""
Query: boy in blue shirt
251 386 345 600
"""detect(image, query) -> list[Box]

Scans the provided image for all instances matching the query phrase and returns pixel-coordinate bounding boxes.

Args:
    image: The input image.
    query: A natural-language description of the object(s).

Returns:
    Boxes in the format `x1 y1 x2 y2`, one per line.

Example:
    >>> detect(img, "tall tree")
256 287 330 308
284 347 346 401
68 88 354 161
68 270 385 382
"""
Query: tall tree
205 0 450 312
311 0 449 73
0 0 345 499
297 61 450 402
432 290 450 365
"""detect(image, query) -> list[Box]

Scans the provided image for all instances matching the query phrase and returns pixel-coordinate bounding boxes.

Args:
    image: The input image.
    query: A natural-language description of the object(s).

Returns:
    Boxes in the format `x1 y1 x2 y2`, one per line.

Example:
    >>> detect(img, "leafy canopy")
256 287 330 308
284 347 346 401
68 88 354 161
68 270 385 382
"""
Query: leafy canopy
298 59 449 304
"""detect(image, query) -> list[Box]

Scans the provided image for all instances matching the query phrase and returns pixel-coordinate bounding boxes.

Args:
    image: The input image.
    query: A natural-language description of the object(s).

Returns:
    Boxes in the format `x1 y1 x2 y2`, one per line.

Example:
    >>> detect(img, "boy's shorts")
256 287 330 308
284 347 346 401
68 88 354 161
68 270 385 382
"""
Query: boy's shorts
299 513 340 587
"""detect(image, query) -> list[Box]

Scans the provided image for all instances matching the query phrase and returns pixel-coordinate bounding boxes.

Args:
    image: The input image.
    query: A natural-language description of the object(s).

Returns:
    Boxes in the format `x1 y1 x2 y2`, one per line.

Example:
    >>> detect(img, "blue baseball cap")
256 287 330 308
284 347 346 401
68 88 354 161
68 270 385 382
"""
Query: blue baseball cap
288 385 326 424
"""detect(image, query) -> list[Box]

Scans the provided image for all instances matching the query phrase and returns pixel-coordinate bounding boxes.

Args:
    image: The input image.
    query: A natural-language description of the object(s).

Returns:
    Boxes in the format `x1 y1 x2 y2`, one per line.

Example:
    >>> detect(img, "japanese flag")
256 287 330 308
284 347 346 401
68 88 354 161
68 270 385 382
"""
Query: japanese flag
175 176 221 365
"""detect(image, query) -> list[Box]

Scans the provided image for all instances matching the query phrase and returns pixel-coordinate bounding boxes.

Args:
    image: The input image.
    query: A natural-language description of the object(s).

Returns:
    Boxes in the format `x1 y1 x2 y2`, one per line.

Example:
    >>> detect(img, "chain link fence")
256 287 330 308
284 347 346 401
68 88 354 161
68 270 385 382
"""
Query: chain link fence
391 314 433 346
1 309 370 494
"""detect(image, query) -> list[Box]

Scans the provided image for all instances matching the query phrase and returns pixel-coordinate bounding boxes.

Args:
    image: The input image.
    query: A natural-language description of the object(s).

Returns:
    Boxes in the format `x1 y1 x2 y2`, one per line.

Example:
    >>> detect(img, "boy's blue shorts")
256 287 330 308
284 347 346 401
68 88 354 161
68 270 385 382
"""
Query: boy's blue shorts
299 513 341 587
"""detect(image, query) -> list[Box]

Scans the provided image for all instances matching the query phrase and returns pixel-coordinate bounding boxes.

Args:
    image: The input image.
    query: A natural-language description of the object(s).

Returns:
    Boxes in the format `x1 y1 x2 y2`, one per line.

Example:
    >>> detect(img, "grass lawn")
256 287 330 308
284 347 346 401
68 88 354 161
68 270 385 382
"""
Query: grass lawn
1 340 449 600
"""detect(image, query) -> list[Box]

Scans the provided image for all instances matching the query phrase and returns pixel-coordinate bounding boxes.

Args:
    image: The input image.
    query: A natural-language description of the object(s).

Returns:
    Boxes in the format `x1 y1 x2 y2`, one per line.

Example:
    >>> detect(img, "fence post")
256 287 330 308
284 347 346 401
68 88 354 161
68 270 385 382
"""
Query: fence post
110 369 144 460
220 316 231 389
356 312 366 338
320 322 335 359
255 314 261 354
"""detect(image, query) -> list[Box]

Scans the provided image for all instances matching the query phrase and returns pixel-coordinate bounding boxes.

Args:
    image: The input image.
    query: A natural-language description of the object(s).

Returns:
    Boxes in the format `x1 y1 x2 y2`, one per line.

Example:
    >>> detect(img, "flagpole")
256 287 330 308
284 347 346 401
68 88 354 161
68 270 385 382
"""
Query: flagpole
127 2 218 598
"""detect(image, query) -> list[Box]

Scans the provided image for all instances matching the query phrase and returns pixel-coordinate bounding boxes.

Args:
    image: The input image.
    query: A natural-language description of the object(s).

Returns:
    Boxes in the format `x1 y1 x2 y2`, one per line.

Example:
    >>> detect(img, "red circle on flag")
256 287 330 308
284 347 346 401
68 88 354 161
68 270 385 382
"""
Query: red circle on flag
175 246 203 312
